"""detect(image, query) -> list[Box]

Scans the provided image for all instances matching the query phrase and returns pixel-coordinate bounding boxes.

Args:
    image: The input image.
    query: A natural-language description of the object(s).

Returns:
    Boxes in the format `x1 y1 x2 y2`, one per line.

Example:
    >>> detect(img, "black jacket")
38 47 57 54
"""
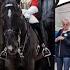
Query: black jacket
55 29 70 57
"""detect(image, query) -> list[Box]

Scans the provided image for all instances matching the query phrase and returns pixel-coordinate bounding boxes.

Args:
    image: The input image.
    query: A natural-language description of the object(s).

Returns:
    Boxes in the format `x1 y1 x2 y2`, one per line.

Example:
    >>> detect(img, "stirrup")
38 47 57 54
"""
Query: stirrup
36 45 40 55
41 43 51 57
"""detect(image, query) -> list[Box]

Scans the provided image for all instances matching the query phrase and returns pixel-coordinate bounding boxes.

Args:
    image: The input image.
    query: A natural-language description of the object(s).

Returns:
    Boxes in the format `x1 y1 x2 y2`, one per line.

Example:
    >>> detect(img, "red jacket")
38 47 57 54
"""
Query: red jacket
31 0 38 7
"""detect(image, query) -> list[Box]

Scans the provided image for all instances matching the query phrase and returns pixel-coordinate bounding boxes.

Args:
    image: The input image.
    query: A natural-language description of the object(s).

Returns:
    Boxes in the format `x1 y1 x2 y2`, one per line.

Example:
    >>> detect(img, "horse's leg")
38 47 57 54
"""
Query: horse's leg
0 59 5 70
27 58 35 70
5 59 15 70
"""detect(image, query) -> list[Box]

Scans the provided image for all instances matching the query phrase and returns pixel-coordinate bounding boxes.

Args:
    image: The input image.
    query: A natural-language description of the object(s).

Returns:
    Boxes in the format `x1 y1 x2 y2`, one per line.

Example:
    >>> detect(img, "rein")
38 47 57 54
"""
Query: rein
18 18 29 58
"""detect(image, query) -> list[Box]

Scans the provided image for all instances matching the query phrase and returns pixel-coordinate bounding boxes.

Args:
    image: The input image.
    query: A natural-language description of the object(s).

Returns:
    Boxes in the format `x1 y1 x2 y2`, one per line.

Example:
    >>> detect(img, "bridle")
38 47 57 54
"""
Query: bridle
0 3 18 57
0 3 29 59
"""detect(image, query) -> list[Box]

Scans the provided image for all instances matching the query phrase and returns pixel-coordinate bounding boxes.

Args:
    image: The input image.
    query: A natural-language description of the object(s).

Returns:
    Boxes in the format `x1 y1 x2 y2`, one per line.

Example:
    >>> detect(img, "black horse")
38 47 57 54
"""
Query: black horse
0 0 39 70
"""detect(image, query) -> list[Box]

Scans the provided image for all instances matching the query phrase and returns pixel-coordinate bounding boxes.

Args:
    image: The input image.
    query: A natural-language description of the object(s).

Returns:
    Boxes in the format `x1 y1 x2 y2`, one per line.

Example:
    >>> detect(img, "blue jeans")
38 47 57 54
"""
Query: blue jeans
56 57 70 70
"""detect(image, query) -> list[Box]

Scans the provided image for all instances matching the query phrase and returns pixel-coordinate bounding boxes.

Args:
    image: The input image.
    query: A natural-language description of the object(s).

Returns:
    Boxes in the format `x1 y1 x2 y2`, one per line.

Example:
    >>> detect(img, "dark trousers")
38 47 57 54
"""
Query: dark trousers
56 57 70 70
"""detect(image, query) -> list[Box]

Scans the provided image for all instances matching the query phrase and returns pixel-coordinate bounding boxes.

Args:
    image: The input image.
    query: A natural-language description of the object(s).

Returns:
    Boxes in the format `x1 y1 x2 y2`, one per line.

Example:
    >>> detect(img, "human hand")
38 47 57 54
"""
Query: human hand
57 36 64 40
55 36 64 42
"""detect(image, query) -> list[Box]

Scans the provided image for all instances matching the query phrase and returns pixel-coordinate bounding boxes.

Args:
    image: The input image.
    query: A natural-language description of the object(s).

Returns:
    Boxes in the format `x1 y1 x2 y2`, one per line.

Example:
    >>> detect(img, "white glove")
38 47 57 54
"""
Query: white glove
22 9 28 15
22 6 38 19
27 6 38 15
24 13 31 18
22 9 31 18
29 15 39 23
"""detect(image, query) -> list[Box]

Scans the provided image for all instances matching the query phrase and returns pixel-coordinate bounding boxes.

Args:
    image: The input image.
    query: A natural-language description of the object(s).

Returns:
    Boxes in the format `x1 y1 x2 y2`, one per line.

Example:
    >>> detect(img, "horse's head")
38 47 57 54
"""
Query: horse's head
1 0 23 54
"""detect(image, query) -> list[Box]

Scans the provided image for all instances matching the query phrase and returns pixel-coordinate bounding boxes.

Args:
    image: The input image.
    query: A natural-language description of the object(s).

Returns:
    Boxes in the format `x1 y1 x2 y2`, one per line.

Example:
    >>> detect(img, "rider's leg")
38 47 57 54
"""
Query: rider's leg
30 23 43 45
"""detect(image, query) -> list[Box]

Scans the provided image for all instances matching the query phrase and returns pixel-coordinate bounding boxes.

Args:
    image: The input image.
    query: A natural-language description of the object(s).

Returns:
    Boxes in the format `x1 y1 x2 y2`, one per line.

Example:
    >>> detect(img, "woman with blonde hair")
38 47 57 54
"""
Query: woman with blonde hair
55 18 70 70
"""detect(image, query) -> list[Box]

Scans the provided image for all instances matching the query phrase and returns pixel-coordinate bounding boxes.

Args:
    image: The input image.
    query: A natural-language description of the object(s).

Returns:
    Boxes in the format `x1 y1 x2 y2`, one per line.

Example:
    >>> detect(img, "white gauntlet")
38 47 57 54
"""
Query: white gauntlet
22 6 38 18
27 6 38 15
21 6 39 23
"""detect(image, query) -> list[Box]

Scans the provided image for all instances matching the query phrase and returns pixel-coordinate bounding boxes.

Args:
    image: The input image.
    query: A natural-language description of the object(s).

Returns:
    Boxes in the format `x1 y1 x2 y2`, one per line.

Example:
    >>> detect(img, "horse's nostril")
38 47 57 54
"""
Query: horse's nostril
7 45 13 51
